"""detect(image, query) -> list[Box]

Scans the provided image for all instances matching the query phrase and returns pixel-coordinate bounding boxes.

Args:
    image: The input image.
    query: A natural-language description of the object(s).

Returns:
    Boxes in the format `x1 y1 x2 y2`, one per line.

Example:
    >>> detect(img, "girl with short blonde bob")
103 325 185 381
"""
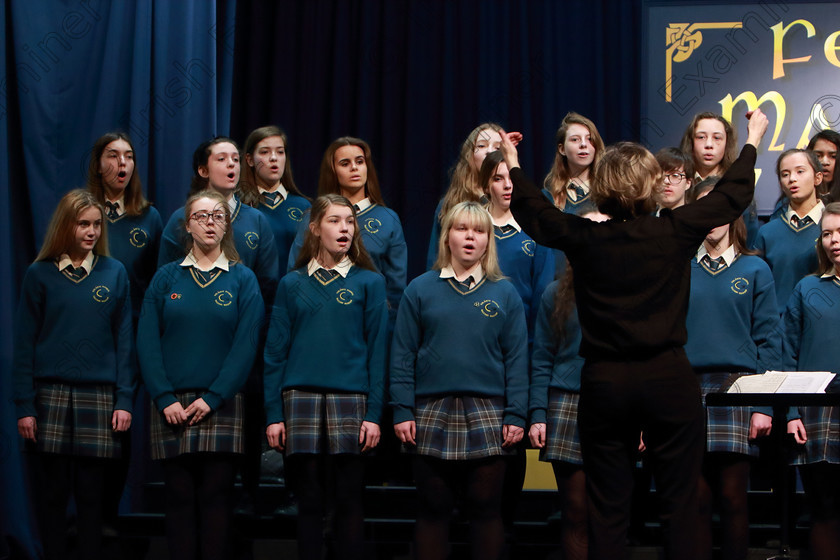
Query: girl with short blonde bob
265 194 387 559
14 189 133 560
392 201 529 559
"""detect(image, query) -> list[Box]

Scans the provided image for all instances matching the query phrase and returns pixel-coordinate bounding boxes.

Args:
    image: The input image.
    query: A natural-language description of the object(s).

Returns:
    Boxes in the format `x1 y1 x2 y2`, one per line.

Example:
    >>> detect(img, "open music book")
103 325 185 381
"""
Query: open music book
727 371 836 394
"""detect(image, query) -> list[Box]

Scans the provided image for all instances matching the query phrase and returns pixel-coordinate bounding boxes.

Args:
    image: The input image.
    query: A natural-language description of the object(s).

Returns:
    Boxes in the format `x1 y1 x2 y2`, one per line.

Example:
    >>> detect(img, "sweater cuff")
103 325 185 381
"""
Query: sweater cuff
115 395 134 414
155 392 178 412
529 409 547 425
202 391 222 411
392 405 415 425
503 413 526 429
16 402 36 420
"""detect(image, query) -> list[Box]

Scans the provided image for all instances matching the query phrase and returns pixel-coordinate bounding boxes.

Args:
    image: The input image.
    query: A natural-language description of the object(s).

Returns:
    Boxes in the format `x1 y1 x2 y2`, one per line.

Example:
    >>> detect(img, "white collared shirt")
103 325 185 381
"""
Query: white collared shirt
258 184 288 201
105 195 126 217
180 250 230 272
491 214 522 232
353 197 372 213
696 243 737 267
786 200 824 225
440 263 484 287
56 252 95 274
307 256 353 278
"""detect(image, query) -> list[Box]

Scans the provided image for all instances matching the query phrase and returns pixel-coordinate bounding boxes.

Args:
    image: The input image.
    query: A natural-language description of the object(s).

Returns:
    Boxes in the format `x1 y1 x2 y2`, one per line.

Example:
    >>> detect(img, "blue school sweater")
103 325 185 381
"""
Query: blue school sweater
13 256 135 418
107 206 163 319
685 254 782 373
288 204 407 319
263 266 388 424
256 192 311 265
389 271 529 428
425 199 445 270
755 211 820 311
494 225 555 338
781 275 840 372
137 261 264 412
541 187 597 217
158 197 280 306
529 280 584 424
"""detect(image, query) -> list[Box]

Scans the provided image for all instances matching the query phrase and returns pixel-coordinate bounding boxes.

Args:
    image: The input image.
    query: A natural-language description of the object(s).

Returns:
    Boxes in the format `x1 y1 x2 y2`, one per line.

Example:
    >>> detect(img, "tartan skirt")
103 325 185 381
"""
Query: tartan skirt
541 389 583 465
791 406 840 466
699 373 758 457
150 392 244 460
412 395 514 461
283 389 367 455
34 382 123 458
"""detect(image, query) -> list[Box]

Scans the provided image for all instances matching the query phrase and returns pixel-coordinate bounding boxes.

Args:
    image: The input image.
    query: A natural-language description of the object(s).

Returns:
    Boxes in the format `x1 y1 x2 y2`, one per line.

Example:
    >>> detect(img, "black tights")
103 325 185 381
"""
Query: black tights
413 455 507 560
800 461 840 560
33 454 107 560
285 453 366 560
697 453 750 560
162 453 238 560
552 461 588 560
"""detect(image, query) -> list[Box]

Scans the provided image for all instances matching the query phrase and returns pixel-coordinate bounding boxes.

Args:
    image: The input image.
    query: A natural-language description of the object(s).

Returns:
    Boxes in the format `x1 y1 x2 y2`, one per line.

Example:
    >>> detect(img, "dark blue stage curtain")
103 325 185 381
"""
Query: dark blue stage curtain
0 1 235 556
229 0 642 279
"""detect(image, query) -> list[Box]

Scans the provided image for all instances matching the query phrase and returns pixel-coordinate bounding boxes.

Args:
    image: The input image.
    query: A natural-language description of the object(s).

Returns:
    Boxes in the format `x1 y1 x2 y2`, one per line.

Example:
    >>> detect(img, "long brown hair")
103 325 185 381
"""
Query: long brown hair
190 137 240 195
293 194 377 272
239 125 308 207
37 189 110 261
86 132 150 216
543 112 605 207
680 112 738 176
817 202 840 276
182 190 240 263
549 268 576 348
317 137 385 206
438 123 503 222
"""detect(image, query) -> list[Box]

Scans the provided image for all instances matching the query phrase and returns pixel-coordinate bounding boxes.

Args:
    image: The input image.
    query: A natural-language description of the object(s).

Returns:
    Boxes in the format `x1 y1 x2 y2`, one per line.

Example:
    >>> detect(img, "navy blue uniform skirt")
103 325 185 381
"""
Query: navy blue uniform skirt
541 388 583 465
150 391 244 460
282 389 367 455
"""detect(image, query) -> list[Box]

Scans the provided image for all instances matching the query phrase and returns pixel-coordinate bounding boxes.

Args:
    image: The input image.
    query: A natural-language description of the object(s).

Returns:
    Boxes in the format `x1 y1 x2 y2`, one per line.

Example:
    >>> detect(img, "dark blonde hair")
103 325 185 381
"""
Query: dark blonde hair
293 194 377 271
680 112 738 176
543 112 605 207
318 137 385 206
433 201 504 281
239 125 307 207
182 190 240 263
86 132 150 216
817 202 840 276
36 189 110 261
190 137 240 195
591 142 661 219
438 123 503 222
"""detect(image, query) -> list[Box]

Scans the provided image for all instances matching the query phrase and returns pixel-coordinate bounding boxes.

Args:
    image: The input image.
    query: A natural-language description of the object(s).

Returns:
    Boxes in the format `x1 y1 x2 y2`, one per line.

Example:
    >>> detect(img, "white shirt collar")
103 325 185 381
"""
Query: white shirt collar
440 263 484 286
306 256 353 278
491 214 521 232
105 195 125 216
353 197 372 213
785 200 824 224
227 196 239 215
56 252 95 273
696 243 737 267
258 184 288 200
180 250 230 272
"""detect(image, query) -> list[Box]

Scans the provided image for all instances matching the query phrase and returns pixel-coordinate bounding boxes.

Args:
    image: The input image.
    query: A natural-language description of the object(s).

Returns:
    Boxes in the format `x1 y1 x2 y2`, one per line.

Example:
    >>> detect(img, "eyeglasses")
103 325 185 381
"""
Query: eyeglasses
190 211 226 224
663 173 687 184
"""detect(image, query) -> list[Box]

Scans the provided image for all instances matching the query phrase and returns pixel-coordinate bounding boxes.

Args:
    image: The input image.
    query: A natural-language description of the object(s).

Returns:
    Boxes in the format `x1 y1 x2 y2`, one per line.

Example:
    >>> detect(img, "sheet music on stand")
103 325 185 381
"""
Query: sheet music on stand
727 371 836 394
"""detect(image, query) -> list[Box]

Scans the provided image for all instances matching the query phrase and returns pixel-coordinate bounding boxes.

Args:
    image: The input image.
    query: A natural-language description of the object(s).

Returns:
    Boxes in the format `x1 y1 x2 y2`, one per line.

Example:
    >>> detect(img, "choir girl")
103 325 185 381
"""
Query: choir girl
542 112 604 216
755 148 824 310
425 123 504 268
158 136 279 306
653 147 693 213
685 182 782 560
503 110 769 559
13 189 134 559
390 200 528 559
783 202 840 560
264 194 388 559
137 190 264 560
681 112 760 246
808 129 840 202
288 137 406 322
240 125 311 261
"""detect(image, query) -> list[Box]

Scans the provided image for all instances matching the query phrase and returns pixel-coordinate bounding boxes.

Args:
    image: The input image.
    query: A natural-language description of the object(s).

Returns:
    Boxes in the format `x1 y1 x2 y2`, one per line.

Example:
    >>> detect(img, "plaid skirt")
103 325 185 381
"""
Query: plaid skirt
150 392 244 460
541 389 583 465
412 395 514 460
699 373 758 457
791 406 840 466
283 389 366 455
35 382 123 458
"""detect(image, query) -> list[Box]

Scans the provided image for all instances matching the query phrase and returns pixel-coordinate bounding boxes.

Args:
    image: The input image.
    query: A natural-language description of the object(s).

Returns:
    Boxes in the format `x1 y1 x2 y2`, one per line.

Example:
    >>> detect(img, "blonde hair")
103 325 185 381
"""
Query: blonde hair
182 190 240 263
438 123 503 222
591 142 661 219
433 201 504 281
543 112 605 207
37 189 110 262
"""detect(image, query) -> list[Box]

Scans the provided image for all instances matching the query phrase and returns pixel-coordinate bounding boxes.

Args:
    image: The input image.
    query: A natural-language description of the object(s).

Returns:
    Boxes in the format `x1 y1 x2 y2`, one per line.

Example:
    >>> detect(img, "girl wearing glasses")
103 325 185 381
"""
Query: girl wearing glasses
265 194 387 559
13 189 134 559
654 148 693 213
138 190 264 560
